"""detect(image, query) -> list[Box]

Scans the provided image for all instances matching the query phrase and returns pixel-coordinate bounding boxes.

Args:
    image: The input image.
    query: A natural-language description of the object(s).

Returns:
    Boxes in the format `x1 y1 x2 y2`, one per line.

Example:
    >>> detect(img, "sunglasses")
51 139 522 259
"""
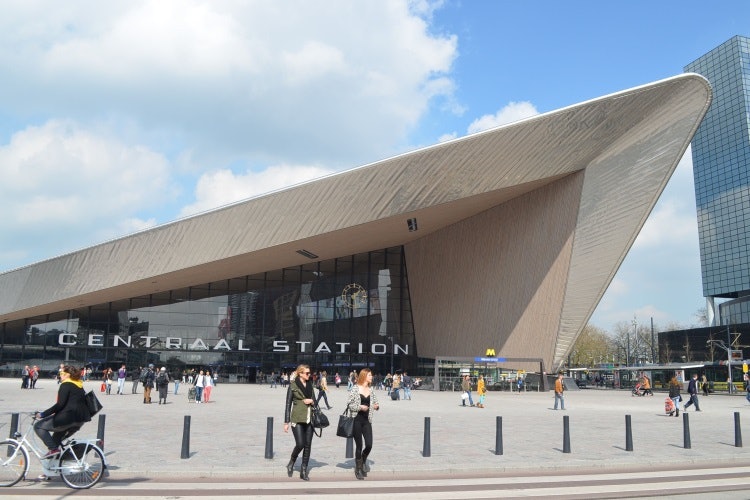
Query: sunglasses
303 371 311 375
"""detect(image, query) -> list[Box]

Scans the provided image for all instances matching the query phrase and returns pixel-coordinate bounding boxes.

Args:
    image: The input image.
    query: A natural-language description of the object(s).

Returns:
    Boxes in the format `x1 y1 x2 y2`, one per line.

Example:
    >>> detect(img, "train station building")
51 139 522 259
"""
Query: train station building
0 74 711 382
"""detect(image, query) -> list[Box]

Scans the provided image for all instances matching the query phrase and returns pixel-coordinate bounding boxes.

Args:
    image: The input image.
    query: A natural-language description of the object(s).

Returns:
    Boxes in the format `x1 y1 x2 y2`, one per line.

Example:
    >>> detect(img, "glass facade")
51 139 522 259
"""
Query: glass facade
0 246 417 381
686 36 750 304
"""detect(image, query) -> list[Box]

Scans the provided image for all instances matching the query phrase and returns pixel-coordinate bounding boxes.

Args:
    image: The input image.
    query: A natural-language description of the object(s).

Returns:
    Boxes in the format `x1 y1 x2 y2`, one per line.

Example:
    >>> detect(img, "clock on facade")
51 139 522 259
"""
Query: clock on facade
341 283 368 308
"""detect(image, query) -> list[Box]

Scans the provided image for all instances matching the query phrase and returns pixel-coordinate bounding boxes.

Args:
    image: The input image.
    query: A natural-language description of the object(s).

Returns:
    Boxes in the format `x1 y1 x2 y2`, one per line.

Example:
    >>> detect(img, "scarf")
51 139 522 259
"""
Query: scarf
295 376 313 399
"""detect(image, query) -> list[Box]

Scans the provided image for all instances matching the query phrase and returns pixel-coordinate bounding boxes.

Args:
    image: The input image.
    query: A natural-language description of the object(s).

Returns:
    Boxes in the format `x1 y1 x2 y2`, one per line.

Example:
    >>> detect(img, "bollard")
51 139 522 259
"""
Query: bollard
96 414 106 451
624 414 633 451
9 413 19 439
562 415 571 453
7 413 19 457
423 417 431 457
495 416 503 455
735 412 743 448
264 417 274 459
683 413 691 449
345 436 353 458
181 415 191 459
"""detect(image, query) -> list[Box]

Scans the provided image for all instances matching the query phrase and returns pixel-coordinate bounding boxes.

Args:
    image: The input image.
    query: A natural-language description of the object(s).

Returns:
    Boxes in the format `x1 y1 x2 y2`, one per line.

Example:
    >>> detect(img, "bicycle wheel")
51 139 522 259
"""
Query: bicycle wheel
58 444 105 489
0 440 29 487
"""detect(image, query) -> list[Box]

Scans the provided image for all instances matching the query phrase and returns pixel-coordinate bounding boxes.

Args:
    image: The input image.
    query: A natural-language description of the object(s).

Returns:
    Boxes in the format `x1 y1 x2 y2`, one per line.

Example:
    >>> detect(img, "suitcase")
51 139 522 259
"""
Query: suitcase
391 390 399 401
188 387 196 402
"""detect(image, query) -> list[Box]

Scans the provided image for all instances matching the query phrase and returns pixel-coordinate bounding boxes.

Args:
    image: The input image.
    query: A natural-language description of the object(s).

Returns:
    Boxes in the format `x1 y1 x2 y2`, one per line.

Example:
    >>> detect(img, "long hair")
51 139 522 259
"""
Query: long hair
356 368 372 386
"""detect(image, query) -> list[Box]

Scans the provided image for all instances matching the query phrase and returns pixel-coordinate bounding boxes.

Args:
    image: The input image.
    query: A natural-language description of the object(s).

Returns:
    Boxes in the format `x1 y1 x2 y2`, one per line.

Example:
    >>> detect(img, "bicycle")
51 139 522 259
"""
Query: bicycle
0 412 107 489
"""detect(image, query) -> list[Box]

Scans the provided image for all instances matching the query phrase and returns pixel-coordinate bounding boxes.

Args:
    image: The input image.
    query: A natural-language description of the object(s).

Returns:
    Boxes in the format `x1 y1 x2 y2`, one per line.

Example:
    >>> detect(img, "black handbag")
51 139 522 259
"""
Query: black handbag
336 409 354 438
84 390 103 419
311 404 329 437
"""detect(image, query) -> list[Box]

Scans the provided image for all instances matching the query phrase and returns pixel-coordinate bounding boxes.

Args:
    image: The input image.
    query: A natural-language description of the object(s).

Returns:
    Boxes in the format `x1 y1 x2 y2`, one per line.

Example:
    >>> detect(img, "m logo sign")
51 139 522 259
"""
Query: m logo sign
485 348 496 357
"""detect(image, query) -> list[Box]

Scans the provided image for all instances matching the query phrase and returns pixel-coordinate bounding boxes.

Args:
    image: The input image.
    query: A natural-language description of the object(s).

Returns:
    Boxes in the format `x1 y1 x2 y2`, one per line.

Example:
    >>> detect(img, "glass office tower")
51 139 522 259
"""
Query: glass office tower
685 36 750 325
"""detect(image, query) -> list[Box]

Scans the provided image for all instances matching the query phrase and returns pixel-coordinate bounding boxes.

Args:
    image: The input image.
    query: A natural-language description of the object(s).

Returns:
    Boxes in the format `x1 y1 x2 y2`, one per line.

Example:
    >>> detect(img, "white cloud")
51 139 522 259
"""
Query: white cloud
467 101 539 134
179 164 336 218
0 120 172 268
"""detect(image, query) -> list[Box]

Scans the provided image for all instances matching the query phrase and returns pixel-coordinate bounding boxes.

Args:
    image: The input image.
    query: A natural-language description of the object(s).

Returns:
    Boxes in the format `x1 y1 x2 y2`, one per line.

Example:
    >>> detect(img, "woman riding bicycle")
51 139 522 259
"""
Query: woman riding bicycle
34 365 91 457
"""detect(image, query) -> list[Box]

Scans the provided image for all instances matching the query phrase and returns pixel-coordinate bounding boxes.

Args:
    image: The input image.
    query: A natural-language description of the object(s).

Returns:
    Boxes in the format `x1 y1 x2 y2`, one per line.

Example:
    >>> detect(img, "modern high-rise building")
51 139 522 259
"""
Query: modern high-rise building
685 35 750 326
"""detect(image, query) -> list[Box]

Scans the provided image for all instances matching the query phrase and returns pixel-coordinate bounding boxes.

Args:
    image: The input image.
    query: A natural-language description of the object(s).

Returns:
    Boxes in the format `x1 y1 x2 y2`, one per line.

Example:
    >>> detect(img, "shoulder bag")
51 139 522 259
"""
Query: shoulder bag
311 404 329 437
336 407 355 438
85 390 103 418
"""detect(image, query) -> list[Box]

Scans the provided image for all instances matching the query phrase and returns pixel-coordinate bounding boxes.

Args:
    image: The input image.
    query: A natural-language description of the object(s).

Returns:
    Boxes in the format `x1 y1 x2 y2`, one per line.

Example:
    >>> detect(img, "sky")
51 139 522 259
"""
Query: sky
0 1 748 333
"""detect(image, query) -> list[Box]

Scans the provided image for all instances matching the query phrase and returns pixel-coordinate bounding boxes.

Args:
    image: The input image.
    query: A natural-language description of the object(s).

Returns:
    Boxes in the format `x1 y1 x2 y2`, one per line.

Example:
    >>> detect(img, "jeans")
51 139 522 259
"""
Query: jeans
174 380 180 395
404 387 412 400
117 378 126 394
554 392 565 410
132 380 139 394
316 390 331 408
683 394 700 411
195 386 203 402
462 391 474 406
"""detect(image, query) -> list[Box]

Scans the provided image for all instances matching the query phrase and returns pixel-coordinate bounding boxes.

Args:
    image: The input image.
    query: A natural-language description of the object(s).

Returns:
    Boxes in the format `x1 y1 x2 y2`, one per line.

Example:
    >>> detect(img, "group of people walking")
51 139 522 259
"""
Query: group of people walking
284 365 379 481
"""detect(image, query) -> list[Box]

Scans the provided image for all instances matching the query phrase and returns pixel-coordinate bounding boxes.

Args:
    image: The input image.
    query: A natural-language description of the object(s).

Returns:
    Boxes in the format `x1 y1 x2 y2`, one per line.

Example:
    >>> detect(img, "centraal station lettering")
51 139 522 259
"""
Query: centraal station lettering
57 334 409 355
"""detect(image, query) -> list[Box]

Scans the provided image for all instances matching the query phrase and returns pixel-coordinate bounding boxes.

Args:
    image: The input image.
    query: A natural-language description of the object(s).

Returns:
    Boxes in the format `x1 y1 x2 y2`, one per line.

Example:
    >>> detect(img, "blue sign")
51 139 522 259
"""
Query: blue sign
475 357 506 363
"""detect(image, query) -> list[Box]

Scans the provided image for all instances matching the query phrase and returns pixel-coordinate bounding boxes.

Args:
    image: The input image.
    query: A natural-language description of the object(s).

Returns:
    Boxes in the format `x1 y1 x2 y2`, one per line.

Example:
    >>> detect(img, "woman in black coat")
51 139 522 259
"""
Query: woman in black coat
34 365 90 456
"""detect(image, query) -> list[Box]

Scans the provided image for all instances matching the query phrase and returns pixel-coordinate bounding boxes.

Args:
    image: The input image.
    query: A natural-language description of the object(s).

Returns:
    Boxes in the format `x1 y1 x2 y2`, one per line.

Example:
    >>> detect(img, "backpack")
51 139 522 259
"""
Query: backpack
156 372 168 385
139 368 149 384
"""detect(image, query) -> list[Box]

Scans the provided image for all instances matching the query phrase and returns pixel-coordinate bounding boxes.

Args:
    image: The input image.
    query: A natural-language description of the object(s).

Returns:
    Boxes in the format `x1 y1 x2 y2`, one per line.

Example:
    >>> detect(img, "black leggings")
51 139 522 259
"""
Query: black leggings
352 416 373 460
290 422 314 465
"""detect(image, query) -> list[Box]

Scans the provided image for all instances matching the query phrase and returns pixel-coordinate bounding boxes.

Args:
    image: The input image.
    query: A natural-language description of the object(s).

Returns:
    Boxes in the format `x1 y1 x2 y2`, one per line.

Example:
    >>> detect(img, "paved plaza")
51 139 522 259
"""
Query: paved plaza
3 377 750 480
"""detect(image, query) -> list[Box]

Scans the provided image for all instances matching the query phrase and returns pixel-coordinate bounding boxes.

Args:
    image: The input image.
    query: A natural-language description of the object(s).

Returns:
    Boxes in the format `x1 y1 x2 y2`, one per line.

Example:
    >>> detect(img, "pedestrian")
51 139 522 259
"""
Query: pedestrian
701 374 709 397
102 368 113 395
553 373 565 410
391 372 401 400
668 376 682 417
335 372 341 388
131 366 141 394
270 371 277 388
517 376 524 393
156 367 170 404
194 370 205 403
476 374 486 408
315 371 333 409
348 370 356 390
30 365 40 389
203 371 215 402
116 364 127 395
347 367 380 480
683 373 702 412
174 373 180 395
642 374 653 396
461 374 474 407
402 371 413 400
21 365 30 389
283 364 316 481
142 364 155 404
34 365 90 458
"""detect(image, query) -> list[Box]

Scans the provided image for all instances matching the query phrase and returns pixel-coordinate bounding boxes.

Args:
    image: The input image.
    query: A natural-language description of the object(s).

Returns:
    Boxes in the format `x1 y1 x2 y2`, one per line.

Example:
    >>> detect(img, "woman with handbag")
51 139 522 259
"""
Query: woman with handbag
346 367 379 480
283 364 316 481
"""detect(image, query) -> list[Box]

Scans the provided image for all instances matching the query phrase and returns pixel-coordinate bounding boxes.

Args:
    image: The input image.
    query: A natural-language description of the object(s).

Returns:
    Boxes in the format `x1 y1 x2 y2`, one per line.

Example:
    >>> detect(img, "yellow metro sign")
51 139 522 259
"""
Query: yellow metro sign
485 348 496 357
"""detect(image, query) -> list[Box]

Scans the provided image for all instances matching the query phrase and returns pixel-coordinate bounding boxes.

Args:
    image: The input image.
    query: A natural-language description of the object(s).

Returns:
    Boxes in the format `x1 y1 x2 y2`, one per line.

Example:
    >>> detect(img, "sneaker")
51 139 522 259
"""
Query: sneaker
43 448 60 458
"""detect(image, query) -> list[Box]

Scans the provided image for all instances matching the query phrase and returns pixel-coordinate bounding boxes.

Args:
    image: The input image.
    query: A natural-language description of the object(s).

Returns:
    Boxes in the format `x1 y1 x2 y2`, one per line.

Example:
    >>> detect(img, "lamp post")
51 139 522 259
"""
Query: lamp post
707 338 733 392
387 336 394 374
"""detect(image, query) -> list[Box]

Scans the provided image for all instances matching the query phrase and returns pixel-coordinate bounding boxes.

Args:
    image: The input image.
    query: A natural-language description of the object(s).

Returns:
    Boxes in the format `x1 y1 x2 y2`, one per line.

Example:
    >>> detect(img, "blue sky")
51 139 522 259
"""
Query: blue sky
0 1 747 332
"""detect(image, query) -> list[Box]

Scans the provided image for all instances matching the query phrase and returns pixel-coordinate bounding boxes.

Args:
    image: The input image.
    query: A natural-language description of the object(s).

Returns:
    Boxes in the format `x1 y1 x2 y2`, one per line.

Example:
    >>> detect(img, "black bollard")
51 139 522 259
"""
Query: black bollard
7 413 19 457
423 417 431 457
9 413 19 439
181 415 191 459
683 412 691 449
264 417 274 459
625 415 633 452
735 412 743 448
495 416 503 455
96 414 106 451
345 436 353 458
562 415 571 453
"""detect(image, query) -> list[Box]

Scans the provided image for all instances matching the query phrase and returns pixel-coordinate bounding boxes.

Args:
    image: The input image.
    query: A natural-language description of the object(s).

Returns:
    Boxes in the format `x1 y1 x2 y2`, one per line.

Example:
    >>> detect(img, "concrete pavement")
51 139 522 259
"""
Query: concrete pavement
3 378 750 480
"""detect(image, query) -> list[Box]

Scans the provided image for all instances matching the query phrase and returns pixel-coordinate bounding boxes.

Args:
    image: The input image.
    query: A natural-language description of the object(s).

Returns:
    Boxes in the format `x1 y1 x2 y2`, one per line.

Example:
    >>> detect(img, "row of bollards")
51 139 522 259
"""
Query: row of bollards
7 410 744 460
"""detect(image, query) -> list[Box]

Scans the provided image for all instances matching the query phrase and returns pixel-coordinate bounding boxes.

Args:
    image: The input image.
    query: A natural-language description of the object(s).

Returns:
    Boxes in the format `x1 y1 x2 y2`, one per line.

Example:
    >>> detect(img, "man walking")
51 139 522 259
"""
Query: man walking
116 364 127 395
554 373 565 410
402 371 412 400
683 373 702 412
142 364 155 404
461 374 474 407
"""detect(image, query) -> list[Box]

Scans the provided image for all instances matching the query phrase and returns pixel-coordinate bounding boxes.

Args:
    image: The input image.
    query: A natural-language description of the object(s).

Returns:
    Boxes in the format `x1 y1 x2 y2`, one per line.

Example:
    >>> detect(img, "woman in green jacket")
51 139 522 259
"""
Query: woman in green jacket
283 364 315 481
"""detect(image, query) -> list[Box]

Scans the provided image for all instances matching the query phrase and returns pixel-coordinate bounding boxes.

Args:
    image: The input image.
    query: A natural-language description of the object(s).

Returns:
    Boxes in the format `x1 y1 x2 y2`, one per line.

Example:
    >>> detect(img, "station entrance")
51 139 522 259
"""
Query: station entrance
432 356 548 392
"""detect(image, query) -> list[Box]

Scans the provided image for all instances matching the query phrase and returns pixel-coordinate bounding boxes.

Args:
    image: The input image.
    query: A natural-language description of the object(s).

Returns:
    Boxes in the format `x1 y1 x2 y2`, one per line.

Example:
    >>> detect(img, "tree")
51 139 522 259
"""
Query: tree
569 325 614 367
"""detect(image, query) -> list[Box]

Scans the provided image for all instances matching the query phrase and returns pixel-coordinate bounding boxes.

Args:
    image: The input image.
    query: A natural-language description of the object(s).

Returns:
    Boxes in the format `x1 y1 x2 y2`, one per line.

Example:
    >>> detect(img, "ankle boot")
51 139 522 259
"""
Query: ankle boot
355 459 364 480
300 464 309 481
361 453 370 475
286 458 296 477
676 408 679 417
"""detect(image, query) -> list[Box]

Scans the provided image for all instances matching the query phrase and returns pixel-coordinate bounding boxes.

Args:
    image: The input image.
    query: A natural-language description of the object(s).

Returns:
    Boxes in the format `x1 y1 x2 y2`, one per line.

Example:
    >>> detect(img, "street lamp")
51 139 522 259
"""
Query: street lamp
707 338 733 392
387 336 394 374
